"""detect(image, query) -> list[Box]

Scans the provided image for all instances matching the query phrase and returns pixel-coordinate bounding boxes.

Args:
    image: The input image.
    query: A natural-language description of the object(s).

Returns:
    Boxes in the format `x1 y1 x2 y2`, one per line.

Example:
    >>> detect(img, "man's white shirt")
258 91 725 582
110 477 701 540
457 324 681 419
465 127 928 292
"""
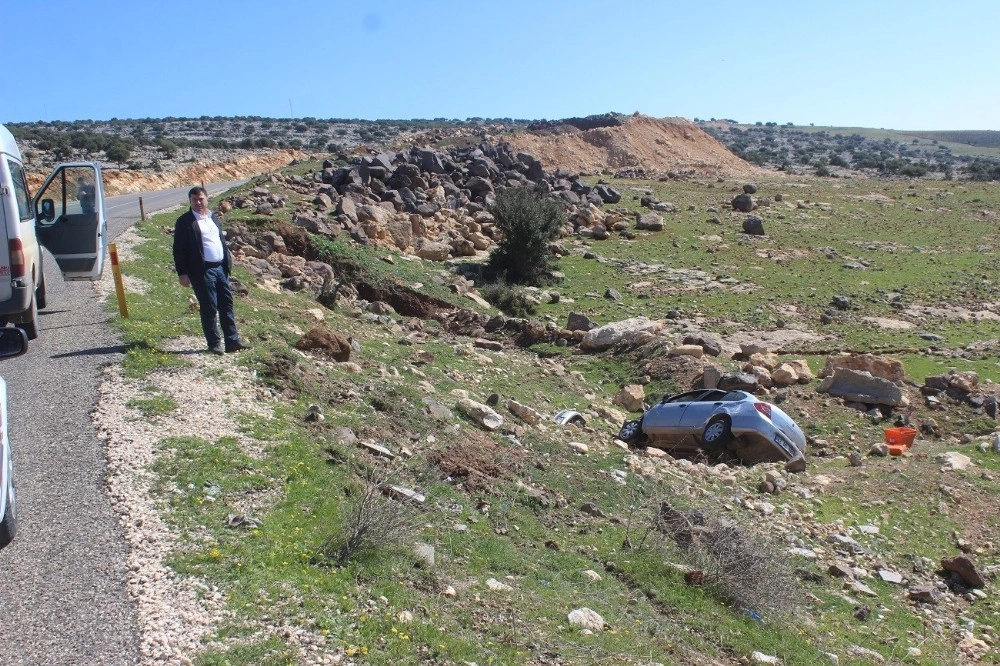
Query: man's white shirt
195 211 225 263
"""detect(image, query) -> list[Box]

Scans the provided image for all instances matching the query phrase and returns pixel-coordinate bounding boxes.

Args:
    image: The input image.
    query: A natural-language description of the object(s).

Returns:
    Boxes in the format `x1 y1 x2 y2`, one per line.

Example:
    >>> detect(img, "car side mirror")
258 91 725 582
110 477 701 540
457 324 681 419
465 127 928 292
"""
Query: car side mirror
0 327 28 359
39 199 55 222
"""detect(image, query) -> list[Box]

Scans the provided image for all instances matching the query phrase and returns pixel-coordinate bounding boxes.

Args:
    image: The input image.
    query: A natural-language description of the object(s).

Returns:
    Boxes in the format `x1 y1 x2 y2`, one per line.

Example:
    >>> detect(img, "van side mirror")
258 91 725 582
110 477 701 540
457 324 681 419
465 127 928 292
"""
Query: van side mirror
40 199 55 222
0 327 28 359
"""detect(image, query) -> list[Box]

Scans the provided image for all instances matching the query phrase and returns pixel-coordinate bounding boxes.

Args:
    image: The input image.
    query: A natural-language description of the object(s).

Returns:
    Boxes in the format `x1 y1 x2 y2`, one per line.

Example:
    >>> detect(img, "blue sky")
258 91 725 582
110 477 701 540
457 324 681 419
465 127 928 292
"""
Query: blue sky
2 0 997 130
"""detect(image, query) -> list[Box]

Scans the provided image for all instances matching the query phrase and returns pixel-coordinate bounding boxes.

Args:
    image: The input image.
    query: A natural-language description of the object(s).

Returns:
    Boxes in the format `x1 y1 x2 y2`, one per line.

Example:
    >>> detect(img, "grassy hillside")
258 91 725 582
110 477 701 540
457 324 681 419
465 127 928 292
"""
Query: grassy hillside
108 162 1000 665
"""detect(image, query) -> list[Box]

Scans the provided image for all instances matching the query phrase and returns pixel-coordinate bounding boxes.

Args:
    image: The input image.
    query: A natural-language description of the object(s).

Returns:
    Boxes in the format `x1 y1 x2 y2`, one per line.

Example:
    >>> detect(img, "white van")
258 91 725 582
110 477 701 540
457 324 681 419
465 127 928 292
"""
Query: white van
0 124 107 339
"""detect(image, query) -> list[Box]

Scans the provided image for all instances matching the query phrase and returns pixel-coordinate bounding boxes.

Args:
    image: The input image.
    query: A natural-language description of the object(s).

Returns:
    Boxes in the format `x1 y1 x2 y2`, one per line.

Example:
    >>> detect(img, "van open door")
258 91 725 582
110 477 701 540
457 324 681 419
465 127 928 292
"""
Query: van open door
33 162 106 281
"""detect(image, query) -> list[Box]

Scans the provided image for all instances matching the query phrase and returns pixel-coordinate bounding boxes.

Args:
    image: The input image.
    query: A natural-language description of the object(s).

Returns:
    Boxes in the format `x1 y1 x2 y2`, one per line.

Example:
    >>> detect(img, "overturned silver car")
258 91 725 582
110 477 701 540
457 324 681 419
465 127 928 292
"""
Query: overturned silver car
617 389 807 466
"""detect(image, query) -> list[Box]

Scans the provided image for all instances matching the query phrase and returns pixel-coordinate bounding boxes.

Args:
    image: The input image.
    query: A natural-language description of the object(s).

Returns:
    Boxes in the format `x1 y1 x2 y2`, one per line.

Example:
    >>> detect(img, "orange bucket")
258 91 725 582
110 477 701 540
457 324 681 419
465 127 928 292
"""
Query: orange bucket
885 427 917 454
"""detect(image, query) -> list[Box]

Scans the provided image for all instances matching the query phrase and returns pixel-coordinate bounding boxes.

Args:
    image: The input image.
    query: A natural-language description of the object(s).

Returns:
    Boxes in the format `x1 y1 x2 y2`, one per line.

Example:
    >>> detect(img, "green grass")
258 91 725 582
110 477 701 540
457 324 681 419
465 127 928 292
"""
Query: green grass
125 390 178 418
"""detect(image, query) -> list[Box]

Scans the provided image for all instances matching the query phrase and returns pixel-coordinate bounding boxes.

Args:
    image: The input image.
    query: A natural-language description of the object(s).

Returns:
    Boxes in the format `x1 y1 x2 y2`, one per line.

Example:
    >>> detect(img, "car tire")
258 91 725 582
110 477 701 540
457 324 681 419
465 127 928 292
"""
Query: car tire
36 272 47 310
17 297 39 341
0 482 16 549
702 416 732 450
618 419 646 445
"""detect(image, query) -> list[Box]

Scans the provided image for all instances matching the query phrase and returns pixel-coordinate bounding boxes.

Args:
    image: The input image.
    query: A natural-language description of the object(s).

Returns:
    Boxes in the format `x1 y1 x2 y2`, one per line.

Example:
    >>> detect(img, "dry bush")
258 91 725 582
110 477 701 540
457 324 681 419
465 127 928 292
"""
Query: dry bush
319 460 422 565
656 502 798 620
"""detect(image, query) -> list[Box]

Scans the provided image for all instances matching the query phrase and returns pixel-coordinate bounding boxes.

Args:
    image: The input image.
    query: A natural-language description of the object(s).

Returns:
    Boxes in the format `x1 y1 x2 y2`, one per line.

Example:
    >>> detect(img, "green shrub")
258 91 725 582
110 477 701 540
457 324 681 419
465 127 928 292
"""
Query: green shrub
485 186 565 285
480 280 537 317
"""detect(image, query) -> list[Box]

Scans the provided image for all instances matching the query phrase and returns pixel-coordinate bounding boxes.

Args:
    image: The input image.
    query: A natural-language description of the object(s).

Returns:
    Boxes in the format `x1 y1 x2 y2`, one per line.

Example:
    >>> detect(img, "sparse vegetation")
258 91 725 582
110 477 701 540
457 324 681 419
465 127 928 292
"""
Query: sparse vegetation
480 280 538 317
95 126 1000 665
318 459 421 566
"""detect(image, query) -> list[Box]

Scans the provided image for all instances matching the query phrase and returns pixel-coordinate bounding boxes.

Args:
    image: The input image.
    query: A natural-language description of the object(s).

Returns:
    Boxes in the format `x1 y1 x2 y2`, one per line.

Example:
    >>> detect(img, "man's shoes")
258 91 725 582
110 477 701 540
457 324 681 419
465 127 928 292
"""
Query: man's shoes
225 340 252 353
209 343 225 355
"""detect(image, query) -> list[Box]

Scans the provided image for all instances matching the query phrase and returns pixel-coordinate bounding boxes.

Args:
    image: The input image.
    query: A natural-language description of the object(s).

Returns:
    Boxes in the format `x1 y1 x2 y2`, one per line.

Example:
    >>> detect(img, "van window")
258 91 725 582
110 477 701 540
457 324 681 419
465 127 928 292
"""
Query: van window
7 160 33 222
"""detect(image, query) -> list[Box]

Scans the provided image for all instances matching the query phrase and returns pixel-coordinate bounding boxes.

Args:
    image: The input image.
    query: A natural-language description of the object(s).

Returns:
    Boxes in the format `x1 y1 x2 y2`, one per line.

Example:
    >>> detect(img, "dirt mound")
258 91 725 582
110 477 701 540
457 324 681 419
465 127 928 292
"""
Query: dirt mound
26 149 305 197
504 114 767 180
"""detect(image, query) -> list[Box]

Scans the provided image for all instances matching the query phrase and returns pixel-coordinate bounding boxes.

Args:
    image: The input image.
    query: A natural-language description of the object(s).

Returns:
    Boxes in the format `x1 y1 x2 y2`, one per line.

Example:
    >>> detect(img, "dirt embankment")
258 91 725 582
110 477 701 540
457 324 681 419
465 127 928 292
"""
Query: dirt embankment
27 149 306 197
504 113 767 180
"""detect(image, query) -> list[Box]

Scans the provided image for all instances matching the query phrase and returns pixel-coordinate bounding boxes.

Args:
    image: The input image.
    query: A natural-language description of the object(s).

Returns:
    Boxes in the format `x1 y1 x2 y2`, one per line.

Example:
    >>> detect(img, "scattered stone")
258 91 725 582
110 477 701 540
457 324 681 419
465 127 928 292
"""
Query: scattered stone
613 384 645 411
456 398 504 431
413 543 435 568
567 607 606 632
225 514 262 529
941 555 986 588
909 585 940 603
486 578 513 593
358 440 395 459
303 404 324 422
385 485 425 505
936 451 972 471
829 563 854 578
878 570 903 584
506 399 542 425
847 645 885 664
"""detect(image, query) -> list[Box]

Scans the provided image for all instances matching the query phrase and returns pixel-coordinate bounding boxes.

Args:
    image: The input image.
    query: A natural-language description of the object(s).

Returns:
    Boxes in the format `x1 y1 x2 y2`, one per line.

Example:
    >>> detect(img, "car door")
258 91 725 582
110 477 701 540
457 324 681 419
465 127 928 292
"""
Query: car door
643 390 709 443
33 162 106 281
677 389 729 437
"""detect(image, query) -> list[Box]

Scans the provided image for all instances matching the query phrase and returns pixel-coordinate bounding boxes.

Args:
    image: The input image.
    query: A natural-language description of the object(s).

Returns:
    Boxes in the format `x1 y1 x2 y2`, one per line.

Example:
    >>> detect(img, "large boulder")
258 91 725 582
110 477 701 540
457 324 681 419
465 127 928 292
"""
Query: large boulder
581 317 665 352
820 353 905 382
295 327 352 362
732 193 755 212
817 368 909 407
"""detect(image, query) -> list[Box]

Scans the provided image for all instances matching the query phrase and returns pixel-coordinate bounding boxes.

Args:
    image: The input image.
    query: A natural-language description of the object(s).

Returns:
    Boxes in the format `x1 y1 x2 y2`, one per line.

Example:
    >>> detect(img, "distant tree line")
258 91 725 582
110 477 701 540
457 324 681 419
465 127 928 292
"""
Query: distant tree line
702 123 1000 181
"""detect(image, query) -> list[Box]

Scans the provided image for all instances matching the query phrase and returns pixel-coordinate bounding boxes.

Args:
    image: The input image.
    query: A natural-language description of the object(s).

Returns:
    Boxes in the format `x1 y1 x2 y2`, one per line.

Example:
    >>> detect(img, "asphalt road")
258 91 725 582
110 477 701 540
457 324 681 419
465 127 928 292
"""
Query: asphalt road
0 182 242 665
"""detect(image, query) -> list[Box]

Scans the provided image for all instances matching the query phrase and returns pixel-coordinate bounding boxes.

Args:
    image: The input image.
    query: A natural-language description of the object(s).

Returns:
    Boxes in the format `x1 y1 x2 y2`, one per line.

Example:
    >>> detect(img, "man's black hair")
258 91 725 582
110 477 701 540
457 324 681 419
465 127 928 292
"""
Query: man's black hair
188 186 208 199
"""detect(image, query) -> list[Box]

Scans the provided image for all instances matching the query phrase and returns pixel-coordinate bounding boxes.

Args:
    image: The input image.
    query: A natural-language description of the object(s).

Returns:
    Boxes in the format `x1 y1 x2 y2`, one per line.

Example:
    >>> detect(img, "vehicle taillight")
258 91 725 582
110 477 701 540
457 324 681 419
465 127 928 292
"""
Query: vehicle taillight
754 402 772 420
8 239 25 279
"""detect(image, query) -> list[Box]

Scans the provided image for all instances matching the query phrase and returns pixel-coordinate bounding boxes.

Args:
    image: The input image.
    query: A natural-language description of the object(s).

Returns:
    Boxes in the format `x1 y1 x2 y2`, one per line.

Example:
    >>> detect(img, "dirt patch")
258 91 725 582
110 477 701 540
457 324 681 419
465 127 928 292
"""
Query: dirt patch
275 222 320 259
295 327 352 361
356 281 457 319
427 432 524 493
503 114 768 180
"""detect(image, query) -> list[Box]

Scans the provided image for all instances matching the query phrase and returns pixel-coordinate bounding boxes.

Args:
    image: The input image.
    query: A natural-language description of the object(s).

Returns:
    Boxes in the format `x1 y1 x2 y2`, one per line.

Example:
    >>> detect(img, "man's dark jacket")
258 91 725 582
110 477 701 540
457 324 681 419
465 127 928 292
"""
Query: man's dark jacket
172 210 232 278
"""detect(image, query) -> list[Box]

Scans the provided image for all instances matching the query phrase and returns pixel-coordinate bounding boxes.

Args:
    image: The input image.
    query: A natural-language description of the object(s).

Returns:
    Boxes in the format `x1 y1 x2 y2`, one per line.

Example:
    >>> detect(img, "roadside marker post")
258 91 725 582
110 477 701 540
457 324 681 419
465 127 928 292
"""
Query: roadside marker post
109 243 129 318
139 197 146 221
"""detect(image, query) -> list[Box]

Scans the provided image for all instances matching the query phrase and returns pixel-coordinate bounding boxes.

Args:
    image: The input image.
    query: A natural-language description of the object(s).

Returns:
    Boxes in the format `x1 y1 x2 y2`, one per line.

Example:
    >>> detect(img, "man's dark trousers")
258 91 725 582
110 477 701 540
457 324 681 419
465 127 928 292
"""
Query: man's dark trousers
190 264 239 349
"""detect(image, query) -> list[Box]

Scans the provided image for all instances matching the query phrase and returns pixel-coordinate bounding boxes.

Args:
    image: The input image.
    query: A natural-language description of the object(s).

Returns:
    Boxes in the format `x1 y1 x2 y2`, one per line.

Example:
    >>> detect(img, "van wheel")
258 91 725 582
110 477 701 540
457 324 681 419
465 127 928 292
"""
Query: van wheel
17 297 39 341
0 478 16 549
36 273 46 310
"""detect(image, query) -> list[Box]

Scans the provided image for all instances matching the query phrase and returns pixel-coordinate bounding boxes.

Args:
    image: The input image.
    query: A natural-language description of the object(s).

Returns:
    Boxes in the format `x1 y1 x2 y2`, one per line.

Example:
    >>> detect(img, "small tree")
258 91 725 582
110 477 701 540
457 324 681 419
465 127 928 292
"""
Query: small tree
105 141 131 167
485 186 565 285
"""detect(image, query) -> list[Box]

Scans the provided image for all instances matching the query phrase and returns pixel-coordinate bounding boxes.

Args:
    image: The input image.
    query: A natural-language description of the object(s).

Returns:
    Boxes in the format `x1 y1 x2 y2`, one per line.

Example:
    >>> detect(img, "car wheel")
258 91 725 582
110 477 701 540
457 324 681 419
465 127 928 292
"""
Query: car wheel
618 419 645 445
702 416 732 450
17 297 39 341
0 481 16 549
36 272 47 310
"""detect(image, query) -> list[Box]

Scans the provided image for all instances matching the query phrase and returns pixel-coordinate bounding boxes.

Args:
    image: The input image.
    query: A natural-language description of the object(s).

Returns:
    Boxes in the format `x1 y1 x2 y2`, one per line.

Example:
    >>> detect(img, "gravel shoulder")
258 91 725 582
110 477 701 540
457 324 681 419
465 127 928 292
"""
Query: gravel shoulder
92 228 271 664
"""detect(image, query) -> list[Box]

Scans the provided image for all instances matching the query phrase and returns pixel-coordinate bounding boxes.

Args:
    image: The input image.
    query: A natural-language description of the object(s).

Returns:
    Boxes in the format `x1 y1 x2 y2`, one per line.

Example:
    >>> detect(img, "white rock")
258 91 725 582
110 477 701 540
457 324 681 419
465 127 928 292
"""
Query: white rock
486 578 513 592
750 651 780 665
935 451 972 470
567 607 606 631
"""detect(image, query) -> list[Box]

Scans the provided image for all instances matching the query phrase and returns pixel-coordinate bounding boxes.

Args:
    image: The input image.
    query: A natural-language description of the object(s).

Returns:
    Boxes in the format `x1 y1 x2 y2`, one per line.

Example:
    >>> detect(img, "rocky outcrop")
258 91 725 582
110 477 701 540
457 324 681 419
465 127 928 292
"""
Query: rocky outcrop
817 368 909 407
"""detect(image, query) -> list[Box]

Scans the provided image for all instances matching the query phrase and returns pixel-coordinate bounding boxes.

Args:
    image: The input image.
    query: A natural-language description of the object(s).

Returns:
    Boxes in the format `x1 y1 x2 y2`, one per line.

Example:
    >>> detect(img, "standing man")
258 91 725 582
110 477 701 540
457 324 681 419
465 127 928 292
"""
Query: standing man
173 186 250 355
